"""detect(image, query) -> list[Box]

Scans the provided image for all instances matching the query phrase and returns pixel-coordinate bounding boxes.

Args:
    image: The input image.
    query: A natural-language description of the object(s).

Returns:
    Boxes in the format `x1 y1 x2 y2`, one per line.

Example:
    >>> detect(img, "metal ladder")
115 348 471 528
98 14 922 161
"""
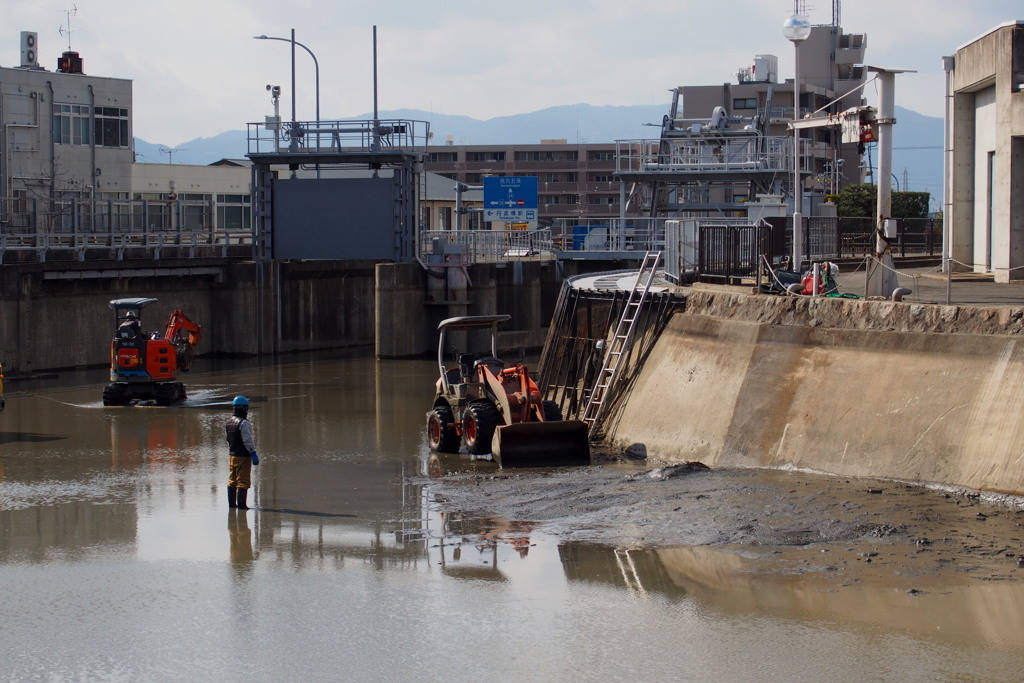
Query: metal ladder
581 251 662 433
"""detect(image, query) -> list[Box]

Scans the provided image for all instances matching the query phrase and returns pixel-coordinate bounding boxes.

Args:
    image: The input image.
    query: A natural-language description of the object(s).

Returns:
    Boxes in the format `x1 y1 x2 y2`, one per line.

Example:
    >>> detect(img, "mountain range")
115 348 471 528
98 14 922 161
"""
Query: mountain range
134 103 944 203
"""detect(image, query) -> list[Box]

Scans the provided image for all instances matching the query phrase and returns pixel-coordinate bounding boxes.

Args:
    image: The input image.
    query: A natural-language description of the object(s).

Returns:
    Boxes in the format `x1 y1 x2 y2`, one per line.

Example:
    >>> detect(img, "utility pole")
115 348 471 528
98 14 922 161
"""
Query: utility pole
864 66 914 298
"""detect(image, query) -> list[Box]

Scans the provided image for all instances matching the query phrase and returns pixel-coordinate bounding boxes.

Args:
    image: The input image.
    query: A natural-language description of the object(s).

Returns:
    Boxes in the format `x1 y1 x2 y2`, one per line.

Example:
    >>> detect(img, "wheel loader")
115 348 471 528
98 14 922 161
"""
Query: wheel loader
103 298 202 406
426 314 590 468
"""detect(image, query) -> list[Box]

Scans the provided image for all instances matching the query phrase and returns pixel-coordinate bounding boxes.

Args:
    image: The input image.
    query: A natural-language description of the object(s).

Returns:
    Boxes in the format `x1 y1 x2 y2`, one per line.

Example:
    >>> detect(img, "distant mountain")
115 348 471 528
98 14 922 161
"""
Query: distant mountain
888 107 945 206
134 130 248 165
133 103 944 201
132 103 669 166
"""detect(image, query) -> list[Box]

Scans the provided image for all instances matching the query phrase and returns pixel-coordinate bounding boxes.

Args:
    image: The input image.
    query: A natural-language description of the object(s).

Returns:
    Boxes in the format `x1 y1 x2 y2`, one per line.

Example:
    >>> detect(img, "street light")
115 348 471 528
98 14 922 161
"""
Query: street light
253 31 321 136
783 10 810 271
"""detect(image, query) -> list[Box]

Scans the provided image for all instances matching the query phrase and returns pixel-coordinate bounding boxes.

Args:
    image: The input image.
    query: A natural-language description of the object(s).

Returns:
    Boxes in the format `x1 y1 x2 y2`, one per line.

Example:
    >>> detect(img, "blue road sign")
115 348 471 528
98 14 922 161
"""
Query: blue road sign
483 176 538 222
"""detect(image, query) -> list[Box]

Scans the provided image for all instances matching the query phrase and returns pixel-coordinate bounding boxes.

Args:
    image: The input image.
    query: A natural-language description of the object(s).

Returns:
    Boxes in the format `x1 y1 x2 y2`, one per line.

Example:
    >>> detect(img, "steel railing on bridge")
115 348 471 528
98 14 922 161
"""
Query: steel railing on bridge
0 196 253 262
417 229 555 266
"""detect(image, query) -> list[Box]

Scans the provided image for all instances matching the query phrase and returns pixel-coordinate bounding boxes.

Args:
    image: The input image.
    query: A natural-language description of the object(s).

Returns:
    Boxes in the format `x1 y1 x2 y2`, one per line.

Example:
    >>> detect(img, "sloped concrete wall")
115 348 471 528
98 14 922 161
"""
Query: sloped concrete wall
605 290 1024 495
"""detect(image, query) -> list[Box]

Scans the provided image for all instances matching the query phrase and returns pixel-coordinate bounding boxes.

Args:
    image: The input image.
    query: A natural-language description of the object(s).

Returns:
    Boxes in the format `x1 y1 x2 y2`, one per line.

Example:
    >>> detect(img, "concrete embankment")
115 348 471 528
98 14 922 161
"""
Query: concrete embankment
605 288 1024 496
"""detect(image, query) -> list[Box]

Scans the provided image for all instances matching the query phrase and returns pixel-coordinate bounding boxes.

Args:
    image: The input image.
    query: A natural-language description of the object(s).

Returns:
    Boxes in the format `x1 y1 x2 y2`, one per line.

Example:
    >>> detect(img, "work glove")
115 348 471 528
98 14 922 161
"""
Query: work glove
250 451 259 465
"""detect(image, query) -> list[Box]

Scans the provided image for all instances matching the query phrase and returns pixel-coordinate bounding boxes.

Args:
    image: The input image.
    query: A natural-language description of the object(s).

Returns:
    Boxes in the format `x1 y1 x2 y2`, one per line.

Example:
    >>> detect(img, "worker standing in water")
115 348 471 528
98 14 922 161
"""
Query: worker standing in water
225 395 259 509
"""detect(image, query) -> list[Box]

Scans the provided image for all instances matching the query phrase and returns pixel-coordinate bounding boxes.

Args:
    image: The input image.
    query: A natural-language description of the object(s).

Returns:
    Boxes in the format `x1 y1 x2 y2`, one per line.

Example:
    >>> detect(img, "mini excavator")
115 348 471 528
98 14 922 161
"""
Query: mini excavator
103 298 202 406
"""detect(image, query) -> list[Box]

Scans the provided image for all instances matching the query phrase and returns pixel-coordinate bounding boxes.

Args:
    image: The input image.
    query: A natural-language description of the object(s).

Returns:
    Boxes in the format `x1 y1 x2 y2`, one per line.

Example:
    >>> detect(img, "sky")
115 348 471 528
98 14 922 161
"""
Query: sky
2 0 1020 146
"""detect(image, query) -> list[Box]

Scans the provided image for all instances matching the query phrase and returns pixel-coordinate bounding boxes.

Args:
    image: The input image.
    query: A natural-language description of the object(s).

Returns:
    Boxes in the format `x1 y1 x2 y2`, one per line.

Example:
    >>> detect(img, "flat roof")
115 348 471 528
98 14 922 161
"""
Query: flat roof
957 19 1024 52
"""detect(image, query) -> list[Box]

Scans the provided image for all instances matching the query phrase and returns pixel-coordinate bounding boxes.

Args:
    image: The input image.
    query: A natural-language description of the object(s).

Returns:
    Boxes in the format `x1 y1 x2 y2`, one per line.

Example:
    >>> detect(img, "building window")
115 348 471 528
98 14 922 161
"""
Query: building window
514 150 579 162
95 107 129 148
587 151 615 161
428 152 457 163
217 194 251 231
589 173 614 182
53 104 90 145
53 105 129 147
467 151 505 162
733 98 757 109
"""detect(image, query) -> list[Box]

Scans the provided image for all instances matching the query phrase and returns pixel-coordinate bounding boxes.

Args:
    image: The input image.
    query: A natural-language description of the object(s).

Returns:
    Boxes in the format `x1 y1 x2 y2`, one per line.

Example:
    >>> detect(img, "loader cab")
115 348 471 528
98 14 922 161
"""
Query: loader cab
437 315 511 396
458 353 504 383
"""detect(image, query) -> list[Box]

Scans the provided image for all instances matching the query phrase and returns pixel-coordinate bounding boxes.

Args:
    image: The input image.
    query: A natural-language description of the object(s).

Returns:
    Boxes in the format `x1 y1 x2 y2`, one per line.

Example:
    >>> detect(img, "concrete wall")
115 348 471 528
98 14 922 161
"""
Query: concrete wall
0 256 601 372
0 259 378 373
132 163 251 196
606 290 1024 495
950 22 1024 282
375 259 570 359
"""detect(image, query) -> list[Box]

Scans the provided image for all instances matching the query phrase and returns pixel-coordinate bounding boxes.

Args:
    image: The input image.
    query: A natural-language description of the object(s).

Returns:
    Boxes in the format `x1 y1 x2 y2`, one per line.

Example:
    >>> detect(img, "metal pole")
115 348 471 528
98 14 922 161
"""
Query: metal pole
290 28 296 143
253 34 319 128
372 25 380 153
792 40 803 271
942 55 955 275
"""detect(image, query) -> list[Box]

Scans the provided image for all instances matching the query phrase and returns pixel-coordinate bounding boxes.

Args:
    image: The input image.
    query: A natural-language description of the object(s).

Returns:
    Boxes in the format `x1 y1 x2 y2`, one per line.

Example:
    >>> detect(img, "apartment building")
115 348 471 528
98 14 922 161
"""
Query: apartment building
424 140 620 225
425 20 868 224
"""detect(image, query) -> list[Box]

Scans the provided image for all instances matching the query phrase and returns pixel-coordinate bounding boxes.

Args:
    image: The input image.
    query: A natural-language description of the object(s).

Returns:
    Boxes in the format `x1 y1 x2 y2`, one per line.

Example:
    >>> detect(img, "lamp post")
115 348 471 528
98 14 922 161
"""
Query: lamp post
253 31 321 138
783 10 810 271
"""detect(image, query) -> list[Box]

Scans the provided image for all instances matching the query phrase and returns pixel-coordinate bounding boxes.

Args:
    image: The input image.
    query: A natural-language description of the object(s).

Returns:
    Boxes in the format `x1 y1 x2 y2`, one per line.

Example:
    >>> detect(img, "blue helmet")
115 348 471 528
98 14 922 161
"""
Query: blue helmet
232 395 249 406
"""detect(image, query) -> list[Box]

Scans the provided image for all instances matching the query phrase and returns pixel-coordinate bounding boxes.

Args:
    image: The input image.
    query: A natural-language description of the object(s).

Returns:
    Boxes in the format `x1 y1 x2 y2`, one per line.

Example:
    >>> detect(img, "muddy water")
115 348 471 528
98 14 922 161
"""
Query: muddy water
2 353 1023 682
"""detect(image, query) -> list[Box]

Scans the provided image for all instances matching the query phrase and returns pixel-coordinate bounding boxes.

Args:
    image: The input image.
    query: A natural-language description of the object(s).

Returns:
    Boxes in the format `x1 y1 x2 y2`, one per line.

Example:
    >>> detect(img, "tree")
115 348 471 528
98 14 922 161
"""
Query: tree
834 183 930 220
834 184 875 218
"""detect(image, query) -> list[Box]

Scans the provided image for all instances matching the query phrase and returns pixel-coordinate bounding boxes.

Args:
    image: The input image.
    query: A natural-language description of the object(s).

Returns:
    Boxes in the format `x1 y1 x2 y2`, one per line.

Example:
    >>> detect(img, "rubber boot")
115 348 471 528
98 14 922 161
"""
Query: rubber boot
227 486 237 508
236 488 249 510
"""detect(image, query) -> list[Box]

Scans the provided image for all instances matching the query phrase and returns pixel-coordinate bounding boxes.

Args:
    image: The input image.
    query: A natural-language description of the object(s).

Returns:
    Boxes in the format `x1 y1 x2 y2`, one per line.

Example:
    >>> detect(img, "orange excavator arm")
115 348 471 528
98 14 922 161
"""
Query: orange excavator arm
163 310 203 371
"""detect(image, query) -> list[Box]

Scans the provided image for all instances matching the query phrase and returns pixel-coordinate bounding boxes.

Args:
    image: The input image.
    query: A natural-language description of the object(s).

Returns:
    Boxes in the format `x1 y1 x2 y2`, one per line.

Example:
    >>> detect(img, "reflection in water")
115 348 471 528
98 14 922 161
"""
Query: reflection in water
228 509 256 583
0 353 1022 681
559 543 683 602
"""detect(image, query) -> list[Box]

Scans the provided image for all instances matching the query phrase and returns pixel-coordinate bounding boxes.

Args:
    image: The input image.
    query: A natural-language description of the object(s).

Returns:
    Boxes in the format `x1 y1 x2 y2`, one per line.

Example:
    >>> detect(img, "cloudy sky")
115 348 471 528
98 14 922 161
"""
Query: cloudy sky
2 1 1019 146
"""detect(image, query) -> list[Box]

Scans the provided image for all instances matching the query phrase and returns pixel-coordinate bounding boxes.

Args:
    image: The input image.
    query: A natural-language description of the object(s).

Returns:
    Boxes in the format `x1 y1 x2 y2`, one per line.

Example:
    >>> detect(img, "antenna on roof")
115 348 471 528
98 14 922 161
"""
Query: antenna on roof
159 147 188 164
58 5 78 52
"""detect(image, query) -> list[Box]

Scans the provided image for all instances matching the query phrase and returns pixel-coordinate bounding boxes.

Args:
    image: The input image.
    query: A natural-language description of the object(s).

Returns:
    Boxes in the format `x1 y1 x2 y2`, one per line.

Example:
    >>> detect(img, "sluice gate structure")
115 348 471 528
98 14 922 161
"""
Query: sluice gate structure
537 255 683 439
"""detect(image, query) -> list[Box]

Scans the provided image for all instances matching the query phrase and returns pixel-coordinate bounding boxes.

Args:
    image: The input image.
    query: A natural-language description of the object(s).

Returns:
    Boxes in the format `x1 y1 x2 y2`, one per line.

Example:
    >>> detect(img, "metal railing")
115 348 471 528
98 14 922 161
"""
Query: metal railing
615 135 806 175
762 216 943 263
418 229 555 266
0 196 253 262
697 223 772 283
548 217 667 253
247 118 432 156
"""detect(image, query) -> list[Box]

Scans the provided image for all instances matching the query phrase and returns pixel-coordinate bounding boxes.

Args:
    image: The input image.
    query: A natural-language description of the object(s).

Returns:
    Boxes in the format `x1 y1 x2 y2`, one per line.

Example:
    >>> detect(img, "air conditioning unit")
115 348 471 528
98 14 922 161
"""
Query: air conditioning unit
21 31 38 68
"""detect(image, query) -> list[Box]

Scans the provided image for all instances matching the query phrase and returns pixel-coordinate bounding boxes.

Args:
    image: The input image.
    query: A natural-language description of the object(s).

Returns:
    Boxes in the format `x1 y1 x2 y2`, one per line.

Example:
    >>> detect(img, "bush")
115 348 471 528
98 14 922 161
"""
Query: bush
834 184 930 220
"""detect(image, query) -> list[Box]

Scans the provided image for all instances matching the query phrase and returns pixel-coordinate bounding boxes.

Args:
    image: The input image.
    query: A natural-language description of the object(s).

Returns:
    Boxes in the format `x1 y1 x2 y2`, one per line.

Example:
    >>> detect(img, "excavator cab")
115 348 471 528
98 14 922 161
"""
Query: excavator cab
103 298 202 406
426 314 590 468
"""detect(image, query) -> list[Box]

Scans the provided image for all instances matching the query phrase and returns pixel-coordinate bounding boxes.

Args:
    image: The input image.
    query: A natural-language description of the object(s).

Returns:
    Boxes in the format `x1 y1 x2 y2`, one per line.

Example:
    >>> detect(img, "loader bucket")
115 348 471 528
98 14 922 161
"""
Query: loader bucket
490 420 591 468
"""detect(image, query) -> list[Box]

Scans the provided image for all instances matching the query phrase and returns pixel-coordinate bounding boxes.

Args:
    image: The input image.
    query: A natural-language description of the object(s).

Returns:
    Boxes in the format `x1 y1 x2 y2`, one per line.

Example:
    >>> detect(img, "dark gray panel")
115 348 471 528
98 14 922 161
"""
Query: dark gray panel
273 177 394 260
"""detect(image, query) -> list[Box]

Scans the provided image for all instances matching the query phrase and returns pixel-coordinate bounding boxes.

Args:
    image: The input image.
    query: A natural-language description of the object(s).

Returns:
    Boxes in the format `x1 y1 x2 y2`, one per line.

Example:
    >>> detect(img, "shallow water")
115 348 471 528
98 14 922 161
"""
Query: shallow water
1 353 1023 682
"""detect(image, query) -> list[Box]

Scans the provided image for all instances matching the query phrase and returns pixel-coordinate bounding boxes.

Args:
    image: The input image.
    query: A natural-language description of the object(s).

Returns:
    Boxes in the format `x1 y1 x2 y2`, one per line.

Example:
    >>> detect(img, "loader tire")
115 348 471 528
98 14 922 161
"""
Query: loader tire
427 405 460 453
462 403 500 455
542 400 562 422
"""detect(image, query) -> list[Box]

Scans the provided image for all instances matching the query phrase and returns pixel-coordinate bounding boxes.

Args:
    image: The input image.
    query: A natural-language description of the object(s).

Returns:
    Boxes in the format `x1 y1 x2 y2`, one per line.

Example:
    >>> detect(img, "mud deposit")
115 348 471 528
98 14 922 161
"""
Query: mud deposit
426 456 1024 589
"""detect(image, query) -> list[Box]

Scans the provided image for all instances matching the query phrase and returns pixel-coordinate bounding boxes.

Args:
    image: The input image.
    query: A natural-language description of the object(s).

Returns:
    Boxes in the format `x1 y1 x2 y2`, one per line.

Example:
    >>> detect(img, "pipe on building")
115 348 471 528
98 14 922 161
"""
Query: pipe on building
46 81 55 194
88 85 97 196
942 55 955 274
